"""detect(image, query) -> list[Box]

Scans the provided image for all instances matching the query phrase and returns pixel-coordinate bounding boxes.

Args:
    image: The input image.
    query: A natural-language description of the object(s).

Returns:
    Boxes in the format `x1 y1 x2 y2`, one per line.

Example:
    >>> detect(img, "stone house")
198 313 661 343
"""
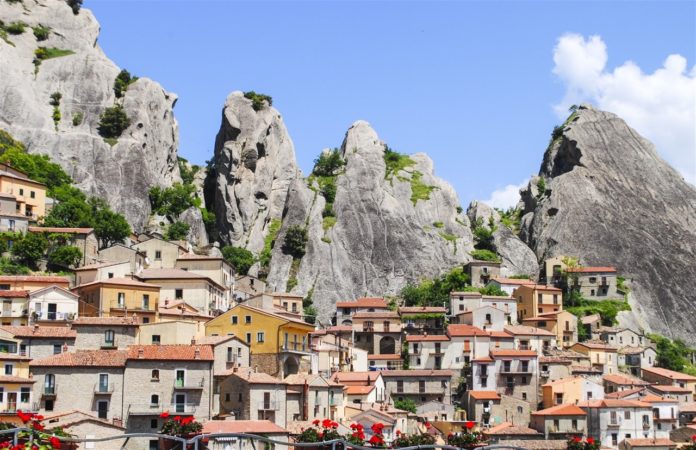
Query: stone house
137 319 202 346
0 275 70 292
618 347 657 376
132 237 188 269
0 191 28 233
0 165 46 221
571 341 620 374
398 306 447 333
405 334 451 370
123 345 214 435
74 277 160 324
539 355 573 383
641 367 696 399
456 305 508 331
380 369 454 405
41 410 127 450
232 275 266 303
136 268 226 316
504 324 557 356
284 373 344 421
599 327 647 347
603 374 651 394
543 256 567 286
28 227 98 266
217 367 288 428
619 438 677 450
641 395 679 438
449 292 517 324
330 372 385 405
416 400 456 422
466 260 501 288
490 349 540 405
352 311 402 355
566 266 621 300
580 399 655 447
334 297 389 326
466 390 531 428
98 243 147 275
202 420 289 450
0 290 29 326
646 385 693 404
541 376 605 408
174 255 234 310
29 350 127 419
74 261 133 286
531 404 588 439
0 325 76 360
513 284 563 322
72 317 139 350
158 300 212 324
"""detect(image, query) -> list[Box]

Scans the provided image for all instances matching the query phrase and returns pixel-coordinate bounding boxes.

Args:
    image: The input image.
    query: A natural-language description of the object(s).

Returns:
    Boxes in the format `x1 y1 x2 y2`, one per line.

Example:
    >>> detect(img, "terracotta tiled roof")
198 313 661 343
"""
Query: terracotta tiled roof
640 394 676 403
225 367 284 384
490 277 536 285
352 311 400 319
603 374 650 385
570 365 603 374
578 399 651 408
0 376 35 384
202 420 287 434
330 372 381 384
0 290 29 298
543 376 594 387
642 366 696 381
0 275 69 284
539 356 572 364
573 341 618 351
566 267 617 273
326 325 352 332
29 226 93 234
447 324 488 337
532 404 587 416
619 346 648 355
72 317 140 326
605 387 645 399
127 345 214 361
490 349 538 357
399 306 447 314
283 373 342 386
367 354 402 360
581 314 602 324
405 334 450 342
623 439 675 447
335 297 388 309
678 402 696 413
379 369 454 377
158 301 211 318
472 356 494 363
137 269 224 289
516 284 562 292
176 254 223 261
73 261 129 271
488 331 514 338
504 325 555 336
0 326 76 338
484 422 540 435
469 390 501 400
494 440 567 450
648 385 691 393
74 277 159 290
30 350 128 367
344 385 375 395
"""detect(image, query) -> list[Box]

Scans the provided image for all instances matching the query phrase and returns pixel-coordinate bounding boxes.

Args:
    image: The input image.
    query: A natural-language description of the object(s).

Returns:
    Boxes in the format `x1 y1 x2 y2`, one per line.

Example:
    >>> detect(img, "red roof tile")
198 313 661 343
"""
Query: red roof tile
533 404 586 416
71 317 141 326
447 324 488 337
0 376 36 384
469 391 501 400
336 297 388 309
566 267 617 273
367 354 402 360
345 385 375 395
399 306 447 314
623 439 675 447
0 326 76 338
379 369 454 377
74 277 160 290
352 311 399 319
202 420 287 434
127 345 214 361
642 366 696 381
491 349 538 357
30 350 127 367
0 276 69 284
0 290 29 298
490 277 536 285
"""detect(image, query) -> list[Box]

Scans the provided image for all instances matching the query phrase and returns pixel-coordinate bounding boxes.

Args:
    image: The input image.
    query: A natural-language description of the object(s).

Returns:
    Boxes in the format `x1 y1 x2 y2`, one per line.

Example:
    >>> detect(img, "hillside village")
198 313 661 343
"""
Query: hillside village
0 164 691 450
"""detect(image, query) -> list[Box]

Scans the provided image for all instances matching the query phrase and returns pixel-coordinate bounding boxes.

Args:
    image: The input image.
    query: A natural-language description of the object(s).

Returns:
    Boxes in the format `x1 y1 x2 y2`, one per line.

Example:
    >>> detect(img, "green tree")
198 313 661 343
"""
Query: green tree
11 233 48 268
393 398 417 414
320 179 337 204
312 149 345 177
472 218 497 251
221 246 255 275
470 249 500 262
479 284 508 296
401 267 470 307
0 147 73 194
97 104 131 139
93 206 131 249
281 225 308 259
113 69 138 98
0 257 30 275
48 245 82 268
243 91 273 111
149 183 197 217
165 221 190 241
43 197 91 227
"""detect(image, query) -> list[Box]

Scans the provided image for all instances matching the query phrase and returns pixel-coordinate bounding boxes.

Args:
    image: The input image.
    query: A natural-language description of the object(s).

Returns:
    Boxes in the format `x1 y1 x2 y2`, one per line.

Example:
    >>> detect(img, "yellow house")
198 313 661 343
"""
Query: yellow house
74 277 160 324
570 341 619 374
0 331 36 415
522 310 578 348
0 275 70 292
0 164 47 220
513 284 563 321
541 376 605 408
205 304 314 377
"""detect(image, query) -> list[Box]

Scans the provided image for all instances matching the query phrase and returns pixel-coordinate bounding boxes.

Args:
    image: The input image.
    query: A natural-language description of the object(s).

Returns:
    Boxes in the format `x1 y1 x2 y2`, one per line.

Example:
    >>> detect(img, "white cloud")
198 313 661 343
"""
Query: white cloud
553 33 696 184
483 179 528 210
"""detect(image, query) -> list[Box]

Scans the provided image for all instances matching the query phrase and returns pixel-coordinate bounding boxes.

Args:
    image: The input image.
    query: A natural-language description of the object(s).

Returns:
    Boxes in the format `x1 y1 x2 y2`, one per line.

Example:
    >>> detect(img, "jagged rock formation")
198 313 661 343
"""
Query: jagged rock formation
520 105 696 343
466 201 539 277
0 0 180 230
207 91 299 253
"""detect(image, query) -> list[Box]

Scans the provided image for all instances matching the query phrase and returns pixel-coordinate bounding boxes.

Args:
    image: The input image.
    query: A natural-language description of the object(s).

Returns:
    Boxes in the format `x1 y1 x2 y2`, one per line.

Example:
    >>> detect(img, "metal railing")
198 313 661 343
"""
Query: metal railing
94 382 114 394
0 429 532 450
174 378 205 389
127 402 198 415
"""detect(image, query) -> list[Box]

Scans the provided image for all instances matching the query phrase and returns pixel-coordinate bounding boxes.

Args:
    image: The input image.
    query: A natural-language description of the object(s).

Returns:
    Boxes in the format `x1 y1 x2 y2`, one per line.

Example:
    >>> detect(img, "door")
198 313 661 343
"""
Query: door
7 393 16 412
97 400 108 419
175 394 186 413
47 304 57 321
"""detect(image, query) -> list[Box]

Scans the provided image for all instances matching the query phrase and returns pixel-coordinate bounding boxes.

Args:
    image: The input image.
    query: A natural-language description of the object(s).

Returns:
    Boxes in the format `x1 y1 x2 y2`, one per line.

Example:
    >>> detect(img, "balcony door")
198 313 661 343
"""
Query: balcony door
47 303 57 321
175 370 185 388
99 374 109 392
175 394 186 413
7 393 16 412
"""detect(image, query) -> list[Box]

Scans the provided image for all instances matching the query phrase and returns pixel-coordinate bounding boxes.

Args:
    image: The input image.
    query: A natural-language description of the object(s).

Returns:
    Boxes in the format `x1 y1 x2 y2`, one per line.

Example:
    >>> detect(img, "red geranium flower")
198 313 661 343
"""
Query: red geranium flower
691 435 696 441
160 412 170 419
587 437 595 444
322 419 333 428
49 436 62 449
313 419 320 426
573 436 582 443
465 421 474 430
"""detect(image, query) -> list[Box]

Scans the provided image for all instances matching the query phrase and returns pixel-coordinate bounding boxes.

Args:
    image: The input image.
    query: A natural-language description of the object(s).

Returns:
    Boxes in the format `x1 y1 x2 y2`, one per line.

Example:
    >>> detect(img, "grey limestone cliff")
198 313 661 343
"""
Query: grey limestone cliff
0 0 180 230
520 105 696 343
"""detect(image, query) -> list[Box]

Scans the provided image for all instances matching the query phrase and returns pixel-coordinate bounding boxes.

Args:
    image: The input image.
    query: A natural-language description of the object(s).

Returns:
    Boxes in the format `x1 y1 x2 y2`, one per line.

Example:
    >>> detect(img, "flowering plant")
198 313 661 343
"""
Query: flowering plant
346 423 365 446
446 421 485 449
392 428 436 448
159 412 203 436
367 423 385 448
0 411 73 449
567 436 599 450
684 436 696 450
296 419 342 443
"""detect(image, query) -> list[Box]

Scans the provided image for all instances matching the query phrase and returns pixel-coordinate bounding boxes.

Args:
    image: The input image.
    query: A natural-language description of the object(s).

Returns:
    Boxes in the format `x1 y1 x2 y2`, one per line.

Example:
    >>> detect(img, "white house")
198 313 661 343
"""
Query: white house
28 286 78 323
456 305 508 331
136 268 226 315
73 261 132 286
487 277 536 295
580 399 655 448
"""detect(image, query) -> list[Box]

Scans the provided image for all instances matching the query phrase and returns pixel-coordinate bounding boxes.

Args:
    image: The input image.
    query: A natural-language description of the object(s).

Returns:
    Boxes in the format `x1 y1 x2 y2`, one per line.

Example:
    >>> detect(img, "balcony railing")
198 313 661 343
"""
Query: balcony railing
128 402 197 415
540 371 550 377
174 378 205 390
279 343 310 354
549 427 585 434
94 383 114 394
0 402 38 414
101 340 116 349
42 386 56 397
257 401 278 411
607 421 621 428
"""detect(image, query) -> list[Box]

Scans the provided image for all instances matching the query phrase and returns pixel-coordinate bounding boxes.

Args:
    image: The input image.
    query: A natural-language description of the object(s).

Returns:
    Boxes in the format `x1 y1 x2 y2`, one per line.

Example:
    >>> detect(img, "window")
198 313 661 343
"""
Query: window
611 434 618 446
30 191 35 199
152 335 161 345
589 277 597 283
175 369 186 388
155 250 162 260
0 387 3 402
624 411 631 420
238 393 242 402
151 369 160 381
441 380 447 389
553 294 558 304
18 189 23 196
537 293 542 304
53 344 61 355
104 330 115 346
555 393 563 405
257 332 265 343
245 315 252 324
142 295 150 309
459 304 464 311
98 374 109 393
419 380 425 393
117 292 125 307
572 419 578 430
143 317 150 324
485 313 492 324
610 411 617 424
232 316 238 325
397 380 404 393
97 400 108 419
225 393 230 401
44 399 53 411
149 440 158 450
522 392 527 400
246 333 251 344
150 394 159 406
175 289 183 299
150 419 158 429
553 419 559 430
4 364 11 375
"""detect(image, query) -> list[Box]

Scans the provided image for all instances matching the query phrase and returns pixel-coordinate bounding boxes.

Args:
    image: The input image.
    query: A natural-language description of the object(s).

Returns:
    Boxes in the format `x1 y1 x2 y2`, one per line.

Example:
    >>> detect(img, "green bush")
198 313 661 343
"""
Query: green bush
113 69 138 98
281 225 308 259
0 147 72 194
536 178 546 197
551 125 564 141
66 0 83 14
165 221 190 240
149 183 197 218
472 218 497 251
11 233 48 268
479 284 507 296
433 221 444 228
49 92 62 106
470 249 500 262
565 294 630 326
312 149 344 177
32 24 50 41
401 267 470 307
221 246 255 275
177 157 200 186
71 111 83 126
243 91 273 111
259 219 281 269
497 207 522 233
383 145 415 180
647 333 696 374
0 257 30 275
33 47 74 73
48 245 82 267
52 106 61 130
393 398 417 414
92 204 131 249
97 104 131 139
5 21 26 35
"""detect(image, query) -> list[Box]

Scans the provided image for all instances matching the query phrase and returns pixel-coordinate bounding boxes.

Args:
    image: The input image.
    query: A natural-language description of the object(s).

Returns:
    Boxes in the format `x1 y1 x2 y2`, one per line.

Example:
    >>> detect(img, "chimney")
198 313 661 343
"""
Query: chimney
191 338 196 345
33 324 39 331
137 348 144 359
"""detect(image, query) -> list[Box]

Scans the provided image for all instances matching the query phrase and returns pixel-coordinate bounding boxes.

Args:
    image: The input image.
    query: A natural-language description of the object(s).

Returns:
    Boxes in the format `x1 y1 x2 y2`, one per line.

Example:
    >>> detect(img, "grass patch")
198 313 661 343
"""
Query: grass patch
32 24 50 41
470 249 500 262
322 216 337 231
244 91 273 111
33 47 74 74
497 207 522 234
5 21 26 35
439 232 457 242
384 145 416 180
433 221 444 229
410 171 437 205
72 111 83 126
259 218 281 268
102 137 118 147
566 297 631 327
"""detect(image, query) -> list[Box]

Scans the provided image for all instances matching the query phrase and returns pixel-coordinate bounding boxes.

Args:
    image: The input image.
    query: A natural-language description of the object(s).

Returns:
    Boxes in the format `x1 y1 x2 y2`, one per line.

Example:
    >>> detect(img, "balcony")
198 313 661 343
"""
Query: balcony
279 343 312 355
257 401 278 411
0 402 38 414
94 383 114 394
128 402 197 415
42 386 56 398
642 422 651 429
101 341 117 349
607 421 621 428
540 371 550 377
174 378 205 390
362 327 375 333
549 427 585 434
500 366 532 374
33 311 75 321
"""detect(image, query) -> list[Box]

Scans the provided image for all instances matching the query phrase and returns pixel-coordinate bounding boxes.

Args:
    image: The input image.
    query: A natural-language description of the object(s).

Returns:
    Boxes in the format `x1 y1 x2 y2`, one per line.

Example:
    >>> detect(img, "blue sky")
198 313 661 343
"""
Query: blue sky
88 0 695 208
